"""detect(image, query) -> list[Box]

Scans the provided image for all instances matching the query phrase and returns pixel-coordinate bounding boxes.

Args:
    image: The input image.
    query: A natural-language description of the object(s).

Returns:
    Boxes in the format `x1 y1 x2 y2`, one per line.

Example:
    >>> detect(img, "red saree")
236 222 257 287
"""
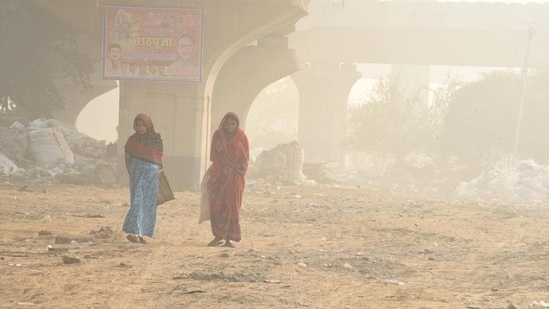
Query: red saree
207 113 249 242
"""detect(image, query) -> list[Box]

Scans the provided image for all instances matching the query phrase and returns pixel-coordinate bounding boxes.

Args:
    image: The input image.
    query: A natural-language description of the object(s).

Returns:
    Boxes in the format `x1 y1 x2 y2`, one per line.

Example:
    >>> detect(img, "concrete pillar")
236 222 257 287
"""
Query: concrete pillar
212 34 300 131
116 81 208 189
292 62 361 165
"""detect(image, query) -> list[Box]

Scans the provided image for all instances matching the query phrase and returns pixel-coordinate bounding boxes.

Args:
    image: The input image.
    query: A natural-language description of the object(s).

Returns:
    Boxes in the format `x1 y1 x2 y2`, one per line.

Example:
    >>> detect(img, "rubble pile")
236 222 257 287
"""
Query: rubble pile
344 152 549 203
0 118 117 185
248 140 308 185
4 119 546 204
456 159 549 203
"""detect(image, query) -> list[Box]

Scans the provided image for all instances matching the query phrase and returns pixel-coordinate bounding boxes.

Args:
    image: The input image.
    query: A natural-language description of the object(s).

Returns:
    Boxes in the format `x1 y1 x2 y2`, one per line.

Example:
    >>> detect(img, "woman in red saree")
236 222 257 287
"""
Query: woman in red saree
207 112 249 248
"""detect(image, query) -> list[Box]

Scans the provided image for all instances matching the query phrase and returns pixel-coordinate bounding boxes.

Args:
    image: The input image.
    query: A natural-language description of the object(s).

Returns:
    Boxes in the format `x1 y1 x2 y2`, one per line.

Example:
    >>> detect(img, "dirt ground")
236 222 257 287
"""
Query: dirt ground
1 180 549 309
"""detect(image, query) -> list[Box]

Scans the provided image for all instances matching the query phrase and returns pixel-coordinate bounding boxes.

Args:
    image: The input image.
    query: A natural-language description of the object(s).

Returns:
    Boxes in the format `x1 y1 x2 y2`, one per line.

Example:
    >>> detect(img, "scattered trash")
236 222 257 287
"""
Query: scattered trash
16 302 35 307
55 235 94 244
531 301 549 309
249 141 307 184
382 279 405 285
47 245 68 252
62 255 81 264
0 118 115 185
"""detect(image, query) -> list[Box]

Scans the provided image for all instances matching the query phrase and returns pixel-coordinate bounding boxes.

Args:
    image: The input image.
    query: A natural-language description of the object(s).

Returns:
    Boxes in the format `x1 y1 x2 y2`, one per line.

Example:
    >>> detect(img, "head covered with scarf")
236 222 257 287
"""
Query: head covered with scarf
124 113 163 167
210 112 249 171
218 112 240 133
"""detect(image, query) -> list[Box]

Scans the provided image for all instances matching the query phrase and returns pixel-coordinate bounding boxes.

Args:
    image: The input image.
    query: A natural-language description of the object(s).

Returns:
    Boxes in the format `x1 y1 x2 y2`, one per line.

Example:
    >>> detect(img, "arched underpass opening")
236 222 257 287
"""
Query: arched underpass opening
75 87 119 143
245 76 299 157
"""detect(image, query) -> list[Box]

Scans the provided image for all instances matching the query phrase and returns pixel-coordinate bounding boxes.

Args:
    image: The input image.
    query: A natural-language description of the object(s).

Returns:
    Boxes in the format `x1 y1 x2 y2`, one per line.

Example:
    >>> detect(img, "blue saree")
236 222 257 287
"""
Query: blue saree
122 152 159 237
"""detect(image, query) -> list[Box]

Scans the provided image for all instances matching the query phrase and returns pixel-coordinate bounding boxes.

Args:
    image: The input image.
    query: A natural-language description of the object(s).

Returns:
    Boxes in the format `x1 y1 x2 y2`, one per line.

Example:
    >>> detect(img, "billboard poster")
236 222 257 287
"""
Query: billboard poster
103 6 203 82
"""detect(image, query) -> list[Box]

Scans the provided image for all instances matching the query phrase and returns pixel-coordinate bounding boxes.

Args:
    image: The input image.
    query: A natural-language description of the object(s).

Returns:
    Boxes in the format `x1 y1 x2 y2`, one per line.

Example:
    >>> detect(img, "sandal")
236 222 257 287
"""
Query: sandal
126 234 139 243
207 237 223 247
138 236 147 244
224 241 235 248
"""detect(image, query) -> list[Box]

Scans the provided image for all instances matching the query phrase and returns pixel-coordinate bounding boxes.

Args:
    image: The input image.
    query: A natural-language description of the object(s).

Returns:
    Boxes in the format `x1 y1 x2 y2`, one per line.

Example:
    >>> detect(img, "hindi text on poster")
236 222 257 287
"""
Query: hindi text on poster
103 6 203 82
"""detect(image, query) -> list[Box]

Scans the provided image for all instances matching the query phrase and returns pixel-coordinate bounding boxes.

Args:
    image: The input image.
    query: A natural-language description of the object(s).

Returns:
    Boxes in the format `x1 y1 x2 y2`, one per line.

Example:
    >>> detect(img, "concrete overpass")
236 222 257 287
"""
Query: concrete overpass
33 0 549 187
35 0 309 188
290 0 549 67
288 0 549 165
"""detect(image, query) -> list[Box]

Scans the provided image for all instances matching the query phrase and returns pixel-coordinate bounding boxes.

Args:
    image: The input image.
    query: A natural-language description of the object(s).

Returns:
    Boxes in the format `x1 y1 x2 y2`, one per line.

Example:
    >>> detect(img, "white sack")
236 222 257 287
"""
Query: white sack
0 151 17 175
27 127 74 167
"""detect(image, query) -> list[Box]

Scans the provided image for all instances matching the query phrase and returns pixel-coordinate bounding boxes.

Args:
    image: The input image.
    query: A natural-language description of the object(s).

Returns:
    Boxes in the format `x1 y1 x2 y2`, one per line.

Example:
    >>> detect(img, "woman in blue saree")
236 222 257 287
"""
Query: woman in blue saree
123 113 163 244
